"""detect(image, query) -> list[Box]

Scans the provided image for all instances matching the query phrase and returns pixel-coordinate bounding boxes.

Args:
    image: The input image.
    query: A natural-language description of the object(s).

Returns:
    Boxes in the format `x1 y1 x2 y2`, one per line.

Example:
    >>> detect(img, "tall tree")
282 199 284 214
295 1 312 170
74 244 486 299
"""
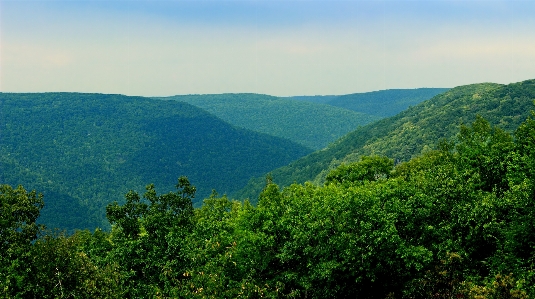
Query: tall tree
106 176 195 296
0 184 44 296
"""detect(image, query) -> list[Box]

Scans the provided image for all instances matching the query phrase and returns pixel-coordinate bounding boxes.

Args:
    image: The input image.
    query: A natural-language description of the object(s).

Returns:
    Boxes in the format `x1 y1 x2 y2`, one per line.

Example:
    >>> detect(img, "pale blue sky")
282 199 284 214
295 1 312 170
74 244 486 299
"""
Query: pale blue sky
1 0 534 96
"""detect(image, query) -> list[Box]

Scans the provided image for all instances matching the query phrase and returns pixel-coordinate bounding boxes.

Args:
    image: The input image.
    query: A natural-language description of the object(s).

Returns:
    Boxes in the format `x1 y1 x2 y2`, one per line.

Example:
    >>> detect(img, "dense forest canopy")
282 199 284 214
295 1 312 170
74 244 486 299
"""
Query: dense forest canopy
235 80 535 202
166 89 446 150
2 111 535 298
0 93 311 230
0 88 449 231
325 88 450 118
164 93 379 150
2 79 535 297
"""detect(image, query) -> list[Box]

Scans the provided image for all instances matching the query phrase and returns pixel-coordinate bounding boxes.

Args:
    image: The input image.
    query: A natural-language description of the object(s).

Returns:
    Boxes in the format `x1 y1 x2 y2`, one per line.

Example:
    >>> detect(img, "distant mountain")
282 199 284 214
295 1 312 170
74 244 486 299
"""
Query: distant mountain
285 95 338 104
0 93 311 231
287 88 449 118
163 93 380 150
326 88 450 117
235 80 535 202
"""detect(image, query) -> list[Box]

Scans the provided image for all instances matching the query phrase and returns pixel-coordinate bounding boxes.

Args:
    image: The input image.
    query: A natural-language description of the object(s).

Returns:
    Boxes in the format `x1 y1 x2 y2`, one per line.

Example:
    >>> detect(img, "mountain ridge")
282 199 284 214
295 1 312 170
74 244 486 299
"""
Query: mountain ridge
0 92 311 230
234 80 535 201
163 93 379 150
165 89 448 150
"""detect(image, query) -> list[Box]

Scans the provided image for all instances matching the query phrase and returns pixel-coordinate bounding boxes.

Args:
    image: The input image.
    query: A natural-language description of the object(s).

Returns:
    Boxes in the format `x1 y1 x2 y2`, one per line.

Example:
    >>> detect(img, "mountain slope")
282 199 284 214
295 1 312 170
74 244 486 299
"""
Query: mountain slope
286 95 338 104
164 93 380 150
326 88 450 117
0 93 311 230
235 80 535 201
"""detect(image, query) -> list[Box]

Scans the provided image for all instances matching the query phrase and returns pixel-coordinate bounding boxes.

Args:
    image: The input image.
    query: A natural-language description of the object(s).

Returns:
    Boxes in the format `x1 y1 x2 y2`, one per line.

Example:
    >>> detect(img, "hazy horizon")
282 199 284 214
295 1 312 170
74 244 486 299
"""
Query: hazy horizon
1 0 534 97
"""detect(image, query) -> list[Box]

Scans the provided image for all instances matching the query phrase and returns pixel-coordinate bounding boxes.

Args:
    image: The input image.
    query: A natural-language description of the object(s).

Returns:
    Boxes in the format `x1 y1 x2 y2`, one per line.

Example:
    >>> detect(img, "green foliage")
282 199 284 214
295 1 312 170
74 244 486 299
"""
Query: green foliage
0 184 43 252
3 80 535 297
0 184 44 296
105 176 195 297
24 230 122 298
165 93 380 150
236 79 535 202
0 92 311 230
3 111 535 297
456 115 515 195
325 155 393 187
404 252 465 298
226 112 534 297
462 273 528 299
513 111 535 185
327 88 450 118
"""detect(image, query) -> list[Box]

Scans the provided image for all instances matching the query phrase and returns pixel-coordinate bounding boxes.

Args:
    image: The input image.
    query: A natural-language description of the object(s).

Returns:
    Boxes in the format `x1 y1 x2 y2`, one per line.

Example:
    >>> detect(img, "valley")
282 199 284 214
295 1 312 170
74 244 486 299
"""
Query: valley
2 80 535 297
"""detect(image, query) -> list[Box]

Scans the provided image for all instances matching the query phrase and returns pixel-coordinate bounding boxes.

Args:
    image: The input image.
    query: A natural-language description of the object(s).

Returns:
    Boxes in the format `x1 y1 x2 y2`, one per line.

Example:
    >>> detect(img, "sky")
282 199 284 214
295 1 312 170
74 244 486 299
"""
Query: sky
1 0 534 97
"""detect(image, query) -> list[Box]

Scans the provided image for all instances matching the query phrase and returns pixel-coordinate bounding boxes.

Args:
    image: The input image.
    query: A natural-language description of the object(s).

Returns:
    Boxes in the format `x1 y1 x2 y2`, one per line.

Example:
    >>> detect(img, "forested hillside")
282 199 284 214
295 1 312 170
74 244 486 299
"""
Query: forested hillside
327 88 449 117
0 93 311 230
288 88 448 118
286 95 338 104
3 111 535 297
164 93 380 150
236 80 535 201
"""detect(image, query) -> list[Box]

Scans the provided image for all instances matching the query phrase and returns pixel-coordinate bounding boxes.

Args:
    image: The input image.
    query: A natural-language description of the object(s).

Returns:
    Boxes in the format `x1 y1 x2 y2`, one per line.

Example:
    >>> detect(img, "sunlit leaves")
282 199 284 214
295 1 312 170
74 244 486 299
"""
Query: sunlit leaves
325 155 394 187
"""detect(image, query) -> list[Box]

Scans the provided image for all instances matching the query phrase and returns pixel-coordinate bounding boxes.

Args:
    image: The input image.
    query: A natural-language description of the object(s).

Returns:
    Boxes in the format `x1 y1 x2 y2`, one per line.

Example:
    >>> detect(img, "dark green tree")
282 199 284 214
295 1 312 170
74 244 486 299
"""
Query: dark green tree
26 230 122 298
456 115 515 195
0 184 44 296
106 176 195 297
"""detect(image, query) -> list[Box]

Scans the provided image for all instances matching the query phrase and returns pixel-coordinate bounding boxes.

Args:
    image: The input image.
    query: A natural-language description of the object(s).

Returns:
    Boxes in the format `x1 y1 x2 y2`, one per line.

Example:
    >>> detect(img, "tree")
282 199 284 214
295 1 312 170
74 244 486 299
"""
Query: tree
26 230 122 298
0 184 44 296
456 115 515 195
105 176 195 296
325 155 394 187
